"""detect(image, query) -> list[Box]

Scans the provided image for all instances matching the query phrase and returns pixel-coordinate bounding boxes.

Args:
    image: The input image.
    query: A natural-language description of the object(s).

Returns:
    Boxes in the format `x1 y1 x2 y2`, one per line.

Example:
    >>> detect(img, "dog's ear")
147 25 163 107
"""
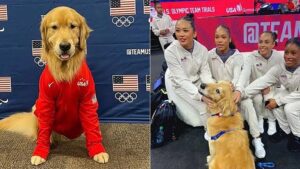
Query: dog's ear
79 15 92 51
220 90 237 116
40 16 49 53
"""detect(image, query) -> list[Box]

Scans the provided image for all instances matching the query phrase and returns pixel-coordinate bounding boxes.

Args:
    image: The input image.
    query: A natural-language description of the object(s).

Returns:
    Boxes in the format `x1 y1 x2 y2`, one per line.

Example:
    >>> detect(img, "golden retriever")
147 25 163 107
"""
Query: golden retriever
0 6 109 165
200 81 255 169
41 6 90 82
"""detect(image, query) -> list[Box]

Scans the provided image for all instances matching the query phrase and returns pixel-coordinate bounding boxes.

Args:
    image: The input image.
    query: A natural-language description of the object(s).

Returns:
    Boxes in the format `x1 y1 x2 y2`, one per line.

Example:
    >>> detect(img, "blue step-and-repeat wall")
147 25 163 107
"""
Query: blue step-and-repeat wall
0 0 150 123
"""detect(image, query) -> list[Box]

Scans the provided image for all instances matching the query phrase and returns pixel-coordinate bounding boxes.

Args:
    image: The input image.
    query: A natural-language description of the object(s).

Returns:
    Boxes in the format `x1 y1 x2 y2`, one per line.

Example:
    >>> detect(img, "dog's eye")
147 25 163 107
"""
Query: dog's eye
216 89 220 94
51 25 57 30
70 24 76 29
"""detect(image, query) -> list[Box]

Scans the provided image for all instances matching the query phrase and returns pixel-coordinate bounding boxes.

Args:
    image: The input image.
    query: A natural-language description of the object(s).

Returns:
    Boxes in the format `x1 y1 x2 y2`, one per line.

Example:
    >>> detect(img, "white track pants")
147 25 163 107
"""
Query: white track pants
240 98 260 138
165 69 209 127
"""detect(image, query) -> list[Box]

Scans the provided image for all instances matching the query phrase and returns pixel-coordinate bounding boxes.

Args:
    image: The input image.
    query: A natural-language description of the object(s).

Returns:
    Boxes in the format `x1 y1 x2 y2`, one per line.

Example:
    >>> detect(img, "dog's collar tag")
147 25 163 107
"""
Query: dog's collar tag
211 112 237 117
211 113 223 117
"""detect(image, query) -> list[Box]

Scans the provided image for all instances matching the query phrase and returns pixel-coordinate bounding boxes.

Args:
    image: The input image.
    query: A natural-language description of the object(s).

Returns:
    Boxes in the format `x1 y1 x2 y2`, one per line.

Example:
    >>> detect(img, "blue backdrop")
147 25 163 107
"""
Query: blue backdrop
0 0 150 123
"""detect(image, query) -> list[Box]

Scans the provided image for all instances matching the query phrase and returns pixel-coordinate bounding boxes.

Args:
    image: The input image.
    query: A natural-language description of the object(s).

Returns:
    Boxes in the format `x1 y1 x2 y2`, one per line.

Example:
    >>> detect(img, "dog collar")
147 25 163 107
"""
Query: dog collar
211 112 237 117
211 113 223 117
210 128 239 141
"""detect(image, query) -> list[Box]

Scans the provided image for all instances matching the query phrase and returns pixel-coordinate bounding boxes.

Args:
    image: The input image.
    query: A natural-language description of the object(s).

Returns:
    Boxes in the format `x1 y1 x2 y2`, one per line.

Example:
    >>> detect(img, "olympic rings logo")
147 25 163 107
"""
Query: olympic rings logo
0 99 8 105
34 57 46 67
112 16 134 27
115 92 137 103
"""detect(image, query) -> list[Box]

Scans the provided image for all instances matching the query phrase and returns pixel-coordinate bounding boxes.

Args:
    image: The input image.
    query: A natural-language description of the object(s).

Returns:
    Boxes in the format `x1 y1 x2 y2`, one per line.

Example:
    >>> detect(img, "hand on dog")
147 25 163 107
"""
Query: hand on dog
233 90 241 103
202 96 214 108
93 152 109 164
230 82 235 91
31 156 46 165
265 99 278 110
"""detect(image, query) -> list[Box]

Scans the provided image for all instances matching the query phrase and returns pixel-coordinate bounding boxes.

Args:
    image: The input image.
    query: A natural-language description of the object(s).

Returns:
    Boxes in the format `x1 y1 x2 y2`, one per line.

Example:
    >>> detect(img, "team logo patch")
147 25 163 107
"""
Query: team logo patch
181 56 187 62
77 78 89 87
255 63 262 67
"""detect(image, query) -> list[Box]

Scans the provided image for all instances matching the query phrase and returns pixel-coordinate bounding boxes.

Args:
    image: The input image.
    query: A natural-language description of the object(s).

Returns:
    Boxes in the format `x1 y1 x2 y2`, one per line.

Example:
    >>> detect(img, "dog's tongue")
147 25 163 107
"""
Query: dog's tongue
60 54 70 59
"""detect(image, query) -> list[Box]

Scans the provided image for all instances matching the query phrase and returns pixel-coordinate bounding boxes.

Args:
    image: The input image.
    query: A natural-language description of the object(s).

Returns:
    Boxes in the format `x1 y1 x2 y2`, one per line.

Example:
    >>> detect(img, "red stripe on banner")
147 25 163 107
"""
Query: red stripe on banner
146 75 150 91
32 49 42 56
32 40 42 56
160 0 254 20
0 5 8 21
146 84 150 91
113 75 139 91
196 14 300 52
144 6 150 14
110 0 136 16
144 0 150 15
0 77 11 92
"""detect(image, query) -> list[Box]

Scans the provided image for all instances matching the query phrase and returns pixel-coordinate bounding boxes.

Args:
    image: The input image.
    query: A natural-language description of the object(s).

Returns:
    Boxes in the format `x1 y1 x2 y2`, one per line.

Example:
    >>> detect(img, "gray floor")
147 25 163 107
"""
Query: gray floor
0 123 150 169
151 49 300 169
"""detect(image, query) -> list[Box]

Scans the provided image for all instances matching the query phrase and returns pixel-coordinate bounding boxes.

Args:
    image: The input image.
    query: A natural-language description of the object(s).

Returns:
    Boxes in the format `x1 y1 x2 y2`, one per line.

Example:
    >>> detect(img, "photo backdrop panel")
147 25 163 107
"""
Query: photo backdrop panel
0 0 150 122
196 14 300 52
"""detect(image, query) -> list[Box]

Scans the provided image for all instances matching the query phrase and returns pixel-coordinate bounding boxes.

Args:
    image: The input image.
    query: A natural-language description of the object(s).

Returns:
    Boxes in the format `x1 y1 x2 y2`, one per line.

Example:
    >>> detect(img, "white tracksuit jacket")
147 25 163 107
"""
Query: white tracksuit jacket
164 40 214 127
208 48 260 137
237 50 285 120
208 48 243 90
151 13 175 50
238 50 284 90
245 65 300 137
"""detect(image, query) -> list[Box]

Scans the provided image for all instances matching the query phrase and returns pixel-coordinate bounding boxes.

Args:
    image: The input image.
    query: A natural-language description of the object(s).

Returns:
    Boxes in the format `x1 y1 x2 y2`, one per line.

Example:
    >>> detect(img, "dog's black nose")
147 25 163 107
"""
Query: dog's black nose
200 83 206 89
59 42 71 52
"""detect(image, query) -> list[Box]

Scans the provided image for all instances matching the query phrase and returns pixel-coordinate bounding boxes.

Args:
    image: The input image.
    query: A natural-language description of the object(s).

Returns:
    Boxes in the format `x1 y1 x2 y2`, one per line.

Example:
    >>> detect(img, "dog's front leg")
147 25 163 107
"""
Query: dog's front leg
207 141 216 163
31 156 46 165
93 152 109 163
207 141 212 163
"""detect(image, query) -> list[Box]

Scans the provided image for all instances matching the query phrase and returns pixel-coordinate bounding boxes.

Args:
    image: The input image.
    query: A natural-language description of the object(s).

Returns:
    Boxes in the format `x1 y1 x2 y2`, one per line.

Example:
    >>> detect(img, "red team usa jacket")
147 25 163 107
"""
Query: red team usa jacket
33 60 105 159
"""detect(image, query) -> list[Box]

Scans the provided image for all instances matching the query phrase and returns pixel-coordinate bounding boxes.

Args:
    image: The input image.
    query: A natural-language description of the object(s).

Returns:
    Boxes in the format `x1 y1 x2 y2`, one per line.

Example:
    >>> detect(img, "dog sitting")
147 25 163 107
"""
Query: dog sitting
200 81 255 169
0 6 109 165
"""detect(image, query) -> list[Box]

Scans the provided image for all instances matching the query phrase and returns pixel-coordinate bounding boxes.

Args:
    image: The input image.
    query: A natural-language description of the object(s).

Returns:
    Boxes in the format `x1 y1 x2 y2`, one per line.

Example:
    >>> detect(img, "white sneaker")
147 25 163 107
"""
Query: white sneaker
258 117 264 134
267 121 277 135
204 131 210 141
252 138 266 158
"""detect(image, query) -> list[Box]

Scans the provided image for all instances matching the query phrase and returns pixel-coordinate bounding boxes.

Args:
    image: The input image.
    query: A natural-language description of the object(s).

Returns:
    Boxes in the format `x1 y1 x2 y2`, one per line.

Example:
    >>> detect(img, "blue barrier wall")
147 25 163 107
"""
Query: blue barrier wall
0 0 150 123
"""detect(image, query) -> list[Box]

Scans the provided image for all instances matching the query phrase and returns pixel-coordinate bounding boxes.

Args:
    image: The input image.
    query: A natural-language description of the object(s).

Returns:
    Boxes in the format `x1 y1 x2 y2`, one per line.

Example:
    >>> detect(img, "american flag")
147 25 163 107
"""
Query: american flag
112 75 138 91
0 5 8 21
32 40 42 56
146 75 150 91
144 0 150 14
0 77 11 92
110 0 136 16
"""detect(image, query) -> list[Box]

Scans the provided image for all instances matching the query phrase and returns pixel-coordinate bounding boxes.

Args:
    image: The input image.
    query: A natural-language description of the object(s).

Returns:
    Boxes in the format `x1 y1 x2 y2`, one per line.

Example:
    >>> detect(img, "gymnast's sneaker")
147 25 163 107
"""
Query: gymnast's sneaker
267 120 277 136
252 137 266 158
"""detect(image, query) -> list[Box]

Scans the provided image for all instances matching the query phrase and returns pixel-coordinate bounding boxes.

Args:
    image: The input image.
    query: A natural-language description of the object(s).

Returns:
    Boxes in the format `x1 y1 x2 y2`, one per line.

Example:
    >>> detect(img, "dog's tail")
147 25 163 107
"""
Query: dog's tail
0 106 38 140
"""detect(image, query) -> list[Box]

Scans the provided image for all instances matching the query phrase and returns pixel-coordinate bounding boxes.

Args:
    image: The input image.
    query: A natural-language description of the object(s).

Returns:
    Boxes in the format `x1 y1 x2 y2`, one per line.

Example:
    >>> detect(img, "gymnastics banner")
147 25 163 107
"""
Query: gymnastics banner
159 0 255 20
196 14 300 52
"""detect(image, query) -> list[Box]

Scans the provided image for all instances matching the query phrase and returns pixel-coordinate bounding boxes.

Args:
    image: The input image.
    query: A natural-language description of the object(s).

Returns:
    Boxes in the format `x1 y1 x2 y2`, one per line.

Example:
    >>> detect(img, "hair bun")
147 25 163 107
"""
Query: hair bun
186 13 194 19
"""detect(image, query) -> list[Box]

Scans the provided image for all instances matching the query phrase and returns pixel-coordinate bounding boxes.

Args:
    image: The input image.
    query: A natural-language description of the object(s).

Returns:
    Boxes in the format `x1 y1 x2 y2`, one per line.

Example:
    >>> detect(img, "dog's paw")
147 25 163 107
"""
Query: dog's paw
31 156 46 165
93 152 109 164
206 155 211 163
